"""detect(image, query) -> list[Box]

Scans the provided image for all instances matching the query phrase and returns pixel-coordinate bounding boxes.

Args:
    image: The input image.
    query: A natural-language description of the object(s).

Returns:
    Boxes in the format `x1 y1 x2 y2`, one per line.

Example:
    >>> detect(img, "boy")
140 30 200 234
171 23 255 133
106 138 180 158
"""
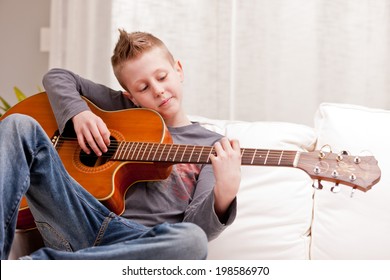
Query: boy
0 30 241 260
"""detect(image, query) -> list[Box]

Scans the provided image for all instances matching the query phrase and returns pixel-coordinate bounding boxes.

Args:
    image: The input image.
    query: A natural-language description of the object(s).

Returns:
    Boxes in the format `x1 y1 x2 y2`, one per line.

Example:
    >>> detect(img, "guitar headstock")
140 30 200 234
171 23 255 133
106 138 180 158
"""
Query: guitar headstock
297 149 381 192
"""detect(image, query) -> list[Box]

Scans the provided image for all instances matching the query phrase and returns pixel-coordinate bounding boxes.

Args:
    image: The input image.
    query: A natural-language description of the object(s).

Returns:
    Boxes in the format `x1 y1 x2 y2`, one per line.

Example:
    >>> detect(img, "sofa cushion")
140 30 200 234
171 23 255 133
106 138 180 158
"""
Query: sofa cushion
191 116 317 259
312 103 390 259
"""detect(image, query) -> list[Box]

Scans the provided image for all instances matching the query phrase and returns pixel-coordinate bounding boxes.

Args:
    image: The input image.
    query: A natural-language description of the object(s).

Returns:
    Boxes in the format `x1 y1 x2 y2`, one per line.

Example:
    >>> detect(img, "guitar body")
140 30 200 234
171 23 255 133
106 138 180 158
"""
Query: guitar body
1 92 173 229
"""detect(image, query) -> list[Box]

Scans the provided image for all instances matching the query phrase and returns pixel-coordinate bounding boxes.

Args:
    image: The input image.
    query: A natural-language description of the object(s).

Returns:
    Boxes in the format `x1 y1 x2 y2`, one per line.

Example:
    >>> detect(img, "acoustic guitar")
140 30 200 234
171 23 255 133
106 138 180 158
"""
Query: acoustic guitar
0 92 381 230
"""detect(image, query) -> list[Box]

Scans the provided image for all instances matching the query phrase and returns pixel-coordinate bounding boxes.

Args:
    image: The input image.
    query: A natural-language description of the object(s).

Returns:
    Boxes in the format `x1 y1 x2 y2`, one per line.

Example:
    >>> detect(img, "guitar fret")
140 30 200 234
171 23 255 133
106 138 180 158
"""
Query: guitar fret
268 151 279 166
120 142 127 160
240 149 249 165
116 142 122 160
165 144 173 161
182 145 194 162
250 149 256 165
189 146 196 162
278 150 284 165
197 146 204 162
121 142 128 160
140 143 149 160
251 150 261 165
143 143 149 160
201 146 213 163
146 143 154 161
264 150 270 164
135 142 144 160
123 142 134 159
152 143 160 161
206 147 214 162
158 144 166 162
112 142 119 159
152 144 160 161
172 144 180 162
192 146 200 162
122 141 131 160
180 145 188 162
114 141 124 160
131 142 139 160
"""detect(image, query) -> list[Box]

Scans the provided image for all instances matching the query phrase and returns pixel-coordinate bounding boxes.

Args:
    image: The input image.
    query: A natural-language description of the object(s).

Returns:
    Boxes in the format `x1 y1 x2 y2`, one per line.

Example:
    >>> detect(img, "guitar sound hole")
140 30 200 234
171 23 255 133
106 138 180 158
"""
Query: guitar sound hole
79 136 117 167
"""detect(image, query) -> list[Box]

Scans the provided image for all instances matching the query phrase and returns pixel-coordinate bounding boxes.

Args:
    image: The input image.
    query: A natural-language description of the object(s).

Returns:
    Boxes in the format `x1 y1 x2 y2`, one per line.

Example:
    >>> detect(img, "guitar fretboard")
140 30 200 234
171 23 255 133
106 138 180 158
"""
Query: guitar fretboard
111 141 299 167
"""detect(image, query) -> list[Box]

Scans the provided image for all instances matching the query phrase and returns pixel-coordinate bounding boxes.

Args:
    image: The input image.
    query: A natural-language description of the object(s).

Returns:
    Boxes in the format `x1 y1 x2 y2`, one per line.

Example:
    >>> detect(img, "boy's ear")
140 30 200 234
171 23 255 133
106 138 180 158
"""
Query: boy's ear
122 91 139 107
175 60 184 82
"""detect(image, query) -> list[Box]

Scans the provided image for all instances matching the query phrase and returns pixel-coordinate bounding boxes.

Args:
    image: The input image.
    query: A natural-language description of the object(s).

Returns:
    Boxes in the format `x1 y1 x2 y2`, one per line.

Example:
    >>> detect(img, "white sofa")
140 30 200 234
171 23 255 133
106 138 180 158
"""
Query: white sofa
9 102 390 259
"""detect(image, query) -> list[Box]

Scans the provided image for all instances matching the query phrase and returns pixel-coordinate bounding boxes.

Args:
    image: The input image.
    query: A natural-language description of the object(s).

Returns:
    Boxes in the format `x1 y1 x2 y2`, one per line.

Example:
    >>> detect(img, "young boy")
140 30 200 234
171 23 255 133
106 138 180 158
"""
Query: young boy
0 30 241 260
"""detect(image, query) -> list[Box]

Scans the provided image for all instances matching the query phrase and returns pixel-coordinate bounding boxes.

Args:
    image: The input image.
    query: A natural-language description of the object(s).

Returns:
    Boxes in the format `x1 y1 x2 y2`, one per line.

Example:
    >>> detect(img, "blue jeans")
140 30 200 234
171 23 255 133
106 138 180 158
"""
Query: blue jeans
0 114 207 260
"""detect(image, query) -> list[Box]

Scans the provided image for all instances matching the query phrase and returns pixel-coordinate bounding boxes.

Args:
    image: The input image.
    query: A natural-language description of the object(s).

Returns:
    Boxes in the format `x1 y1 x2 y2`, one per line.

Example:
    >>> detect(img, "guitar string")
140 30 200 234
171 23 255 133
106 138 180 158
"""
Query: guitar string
55 137 299 155
56 136 298 152
54 148 299 162
55 137 299 162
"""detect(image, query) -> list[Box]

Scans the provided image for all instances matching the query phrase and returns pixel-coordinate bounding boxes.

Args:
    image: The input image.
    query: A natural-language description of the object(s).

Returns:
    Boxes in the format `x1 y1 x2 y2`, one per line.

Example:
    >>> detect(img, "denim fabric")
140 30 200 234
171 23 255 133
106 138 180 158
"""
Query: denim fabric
0 114 207 260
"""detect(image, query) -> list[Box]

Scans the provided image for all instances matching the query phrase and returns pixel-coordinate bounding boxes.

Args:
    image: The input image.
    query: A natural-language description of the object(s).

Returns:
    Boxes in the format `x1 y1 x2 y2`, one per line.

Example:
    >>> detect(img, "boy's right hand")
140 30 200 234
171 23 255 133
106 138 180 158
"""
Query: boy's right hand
72 110 111 156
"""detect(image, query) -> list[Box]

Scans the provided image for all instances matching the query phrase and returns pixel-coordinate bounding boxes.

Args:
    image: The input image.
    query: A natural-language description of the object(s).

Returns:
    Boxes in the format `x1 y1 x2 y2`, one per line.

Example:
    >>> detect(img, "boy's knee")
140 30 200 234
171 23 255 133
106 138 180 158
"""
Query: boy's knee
0 114 47 147
2 114 37 130
174 223 208 260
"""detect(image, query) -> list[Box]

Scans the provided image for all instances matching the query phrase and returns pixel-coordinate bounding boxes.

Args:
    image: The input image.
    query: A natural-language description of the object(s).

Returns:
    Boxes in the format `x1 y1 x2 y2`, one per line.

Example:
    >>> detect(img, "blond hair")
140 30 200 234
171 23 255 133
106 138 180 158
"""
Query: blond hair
111 29 175 78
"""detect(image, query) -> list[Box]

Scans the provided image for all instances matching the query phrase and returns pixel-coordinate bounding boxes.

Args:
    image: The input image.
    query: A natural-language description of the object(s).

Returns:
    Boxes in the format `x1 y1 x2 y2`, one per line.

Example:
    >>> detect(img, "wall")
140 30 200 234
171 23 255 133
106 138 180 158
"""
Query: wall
0 0 50 105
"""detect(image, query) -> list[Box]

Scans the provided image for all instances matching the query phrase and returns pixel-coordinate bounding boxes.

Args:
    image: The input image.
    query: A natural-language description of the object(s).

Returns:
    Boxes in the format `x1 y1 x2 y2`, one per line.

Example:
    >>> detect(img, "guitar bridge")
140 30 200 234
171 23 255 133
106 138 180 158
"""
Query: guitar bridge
50 130 61 147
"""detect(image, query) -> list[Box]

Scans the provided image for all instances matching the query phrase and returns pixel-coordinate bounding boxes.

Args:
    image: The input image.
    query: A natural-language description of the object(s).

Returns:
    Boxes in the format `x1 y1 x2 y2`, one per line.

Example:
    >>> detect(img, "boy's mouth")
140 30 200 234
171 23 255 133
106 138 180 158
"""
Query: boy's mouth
159 97 172 107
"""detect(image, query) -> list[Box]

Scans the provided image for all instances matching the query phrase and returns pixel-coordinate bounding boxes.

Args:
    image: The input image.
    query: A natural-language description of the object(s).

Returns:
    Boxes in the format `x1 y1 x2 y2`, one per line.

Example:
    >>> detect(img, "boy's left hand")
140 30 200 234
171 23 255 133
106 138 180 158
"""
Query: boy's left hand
210 137 242 219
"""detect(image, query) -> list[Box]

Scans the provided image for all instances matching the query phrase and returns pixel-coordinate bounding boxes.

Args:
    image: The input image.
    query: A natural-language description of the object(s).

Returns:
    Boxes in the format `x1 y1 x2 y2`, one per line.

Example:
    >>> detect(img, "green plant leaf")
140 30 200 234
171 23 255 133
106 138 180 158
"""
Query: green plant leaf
0 96 11 111
14 86 27 102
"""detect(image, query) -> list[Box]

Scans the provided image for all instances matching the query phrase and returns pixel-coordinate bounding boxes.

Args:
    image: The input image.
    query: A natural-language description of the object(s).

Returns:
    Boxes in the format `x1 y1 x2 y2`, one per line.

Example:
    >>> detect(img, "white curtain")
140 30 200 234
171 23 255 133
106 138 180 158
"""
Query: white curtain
49 0 113 82
49 0 390 126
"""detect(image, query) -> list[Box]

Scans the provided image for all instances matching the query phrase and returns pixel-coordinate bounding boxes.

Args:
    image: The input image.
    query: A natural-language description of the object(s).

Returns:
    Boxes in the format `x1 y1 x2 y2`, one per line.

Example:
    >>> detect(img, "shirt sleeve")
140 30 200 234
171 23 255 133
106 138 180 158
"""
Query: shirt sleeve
183 164 237 241
42 68 134 133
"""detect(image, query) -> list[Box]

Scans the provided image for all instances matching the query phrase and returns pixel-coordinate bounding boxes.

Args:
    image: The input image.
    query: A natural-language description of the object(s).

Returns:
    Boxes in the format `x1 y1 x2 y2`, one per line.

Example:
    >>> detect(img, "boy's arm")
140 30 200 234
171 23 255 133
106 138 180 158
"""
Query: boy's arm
210 138 242 220
43 68 134 155
183 138 241 240
43 68 133 134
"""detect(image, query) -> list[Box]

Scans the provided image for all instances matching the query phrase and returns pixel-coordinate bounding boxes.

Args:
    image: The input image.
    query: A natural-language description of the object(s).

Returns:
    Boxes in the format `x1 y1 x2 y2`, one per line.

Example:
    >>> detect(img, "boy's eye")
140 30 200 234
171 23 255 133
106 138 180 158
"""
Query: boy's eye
139 85 148 92
158 73 167 81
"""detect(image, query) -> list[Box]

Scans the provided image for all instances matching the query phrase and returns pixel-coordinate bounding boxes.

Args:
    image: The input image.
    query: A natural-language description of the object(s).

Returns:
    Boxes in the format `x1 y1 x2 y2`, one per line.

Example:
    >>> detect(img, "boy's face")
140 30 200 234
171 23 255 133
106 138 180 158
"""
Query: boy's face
118 47 185 120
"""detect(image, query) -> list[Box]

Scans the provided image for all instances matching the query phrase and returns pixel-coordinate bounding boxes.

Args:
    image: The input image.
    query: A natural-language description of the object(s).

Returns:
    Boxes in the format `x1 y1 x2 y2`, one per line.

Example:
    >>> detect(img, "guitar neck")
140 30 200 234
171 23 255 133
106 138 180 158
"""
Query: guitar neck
111 141 299 167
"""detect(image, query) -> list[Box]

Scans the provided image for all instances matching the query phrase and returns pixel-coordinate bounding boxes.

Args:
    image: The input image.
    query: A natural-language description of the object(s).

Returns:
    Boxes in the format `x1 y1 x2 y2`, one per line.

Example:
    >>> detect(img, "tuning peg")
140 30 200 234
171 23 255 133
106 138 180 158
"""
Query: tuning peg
313 166 321 174
319 144 332 159
331 183 341 193
331 170 339 178
312 180 323 190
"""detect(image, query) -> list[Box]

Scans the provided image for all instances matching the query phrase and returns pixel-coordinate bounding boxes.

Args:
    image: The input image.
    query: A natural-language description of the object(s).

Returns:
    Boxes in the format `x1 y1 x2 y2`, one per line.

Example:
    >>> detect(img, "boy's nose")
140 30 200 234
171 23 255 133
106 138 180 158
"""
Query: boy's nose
154 86 165 96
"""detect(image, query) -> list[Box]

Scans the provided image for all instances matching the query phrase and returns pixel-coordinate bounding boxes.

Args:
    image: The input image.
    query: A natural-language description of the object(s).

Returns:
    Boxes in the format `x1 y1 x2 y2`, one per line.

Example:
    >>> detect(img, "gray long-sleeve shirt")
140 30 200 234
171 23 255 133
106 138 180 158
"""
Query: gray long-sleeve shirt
42 68 236 240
